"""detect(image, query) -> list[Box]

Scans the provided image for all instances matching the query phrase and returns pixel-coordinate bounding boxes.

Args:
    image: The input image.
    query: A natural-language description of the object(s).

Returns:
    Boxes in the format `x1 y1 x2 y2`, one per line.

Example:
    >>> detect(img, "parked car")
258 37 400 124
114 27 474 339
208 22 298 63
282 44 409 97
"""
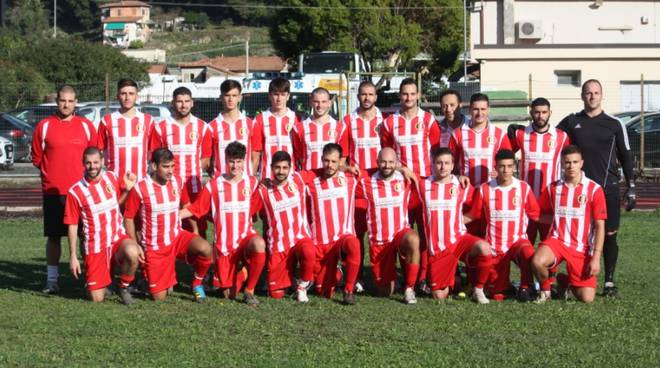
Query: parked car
0 136 14 169
0 113 33 162
626 112 660 169
8 104 59 128
78 103 172 128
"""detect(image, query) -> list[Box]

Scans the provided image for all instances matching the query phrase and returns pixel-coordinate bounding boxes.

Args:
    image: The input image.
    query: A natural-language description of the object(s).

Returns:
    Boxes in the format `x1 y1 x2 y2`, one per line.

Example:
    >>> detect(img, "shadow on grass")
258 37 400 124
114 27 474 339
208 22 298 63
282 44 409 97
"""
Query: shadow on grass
0 258 86 299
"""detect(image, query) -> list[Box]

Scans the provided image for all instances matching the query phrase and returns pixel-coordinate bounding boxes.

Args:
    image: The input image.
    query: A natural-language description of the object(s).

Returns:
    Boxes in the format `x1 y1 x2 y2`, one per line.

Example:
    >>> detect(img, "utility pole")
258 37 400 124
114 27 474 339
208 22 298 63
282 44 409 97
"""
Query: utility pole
245 34 250 76
53 0 57 37
463 0 468 85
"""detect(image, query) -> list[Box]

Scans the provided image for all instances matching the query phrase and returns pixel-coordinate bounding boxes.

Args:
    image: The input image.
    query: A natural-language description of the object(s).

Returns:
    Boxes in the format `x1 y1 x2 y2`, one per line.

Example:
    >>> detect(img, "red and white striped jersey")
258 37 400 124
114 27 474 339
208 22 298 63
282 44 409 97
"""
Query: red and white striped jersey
63 171 126 255
449 123 511 187
292 116 348 170
124 176 184 251
98 111 153 180
188 174 258 256
470 178 540 255
511 126 570 198
252 109 298 179
255 173 312 253
150 116 209 194
381 109 440 177
539 174 607 255
357 171 410 246
344 108 384 170
417 176 473 255
438 115 469 147
301 171 357 245
203 112 256 176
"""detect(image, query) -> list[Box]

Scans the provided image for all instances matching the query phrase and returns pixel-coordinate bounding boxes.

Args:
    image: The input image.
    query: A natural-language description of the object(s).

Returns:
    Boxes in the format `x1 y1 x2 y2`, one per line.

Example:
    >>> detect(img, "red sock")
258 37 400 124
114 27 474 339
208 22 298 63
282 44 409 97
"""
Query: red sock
191 256 212 288
405 263 419 289
295 239 316 282
119 274 135 289
518 246 535 289
245 251 266 292
469 255 493 289
340 236 361 293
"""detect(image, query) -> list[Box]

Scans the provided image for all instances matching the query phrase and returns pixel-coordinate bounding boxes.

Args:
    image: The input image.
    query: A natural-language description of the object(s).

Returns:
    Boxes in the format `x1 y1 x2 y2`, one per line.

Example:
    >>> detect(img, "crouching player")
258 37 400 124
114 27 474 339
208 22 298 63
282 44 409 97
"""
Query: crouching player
532 145 606 303
416 148 494 304
181 142 267 306
252 151 316 302
64 147 142 305
465 149 540 302
356 147 420 304
123 148 213 302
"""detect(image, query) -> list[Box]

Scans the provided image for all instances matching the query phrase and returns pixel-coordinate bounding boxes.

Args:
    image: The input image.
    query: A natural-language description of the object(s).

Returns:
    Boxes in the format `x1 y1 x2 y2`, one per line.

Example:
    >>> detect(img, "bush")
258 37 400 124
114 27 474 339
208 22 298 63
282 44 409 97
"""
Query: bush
129 40 144 49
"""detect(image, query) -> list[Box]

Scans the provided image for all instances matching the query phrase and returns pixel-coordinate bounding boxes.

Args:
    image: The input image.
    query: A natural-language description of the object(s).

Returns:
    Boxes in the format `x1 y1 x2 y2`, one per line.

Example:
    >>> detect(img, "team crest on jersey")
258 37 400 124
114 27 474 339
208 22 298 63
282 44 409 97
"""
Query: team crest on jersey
577 194 587 205
415 121 422 130
287 182 297 193
105 184 114 194
487 135 495 145
136 123 144 132
328 129 336 138
512 195 521 206
394 182 402 193
239 127 247 137
449 186 457 197
285 122 292 132
189 131 198 140
337 176 345 186
547 139 555 149
374 125 380 134
243 188 250 196
172 187 178 197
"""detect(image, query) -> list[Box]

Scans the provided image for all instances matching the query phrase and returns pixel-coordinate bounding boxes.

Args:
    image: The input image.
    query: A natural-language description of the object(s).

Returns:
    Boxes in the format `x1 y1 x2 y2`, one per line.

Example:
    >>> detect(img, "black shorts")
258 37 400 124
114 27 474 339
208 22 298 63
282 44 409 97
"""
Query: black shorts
43 194 67 237
603 184 620 232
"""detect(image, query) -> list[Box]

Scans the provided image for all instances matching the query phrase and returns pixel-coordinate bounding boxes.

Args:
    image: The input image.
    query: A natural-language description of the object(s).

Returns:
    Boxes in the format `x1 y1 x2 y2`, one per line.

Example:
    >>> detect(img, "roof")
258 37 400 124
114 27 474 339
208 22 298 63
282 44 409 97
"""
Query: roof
99 1 151 8
147 64 167 74
102 16 143 24
178 56 286 73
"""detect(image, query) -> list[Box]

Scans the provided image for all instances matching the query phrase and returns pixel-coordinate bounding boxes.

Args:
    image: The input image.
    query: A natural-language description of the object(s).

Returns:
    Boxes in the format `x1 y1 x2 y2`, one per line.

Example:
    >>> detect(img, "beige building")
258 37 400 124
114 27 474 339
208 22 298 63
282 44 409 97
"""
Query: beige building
470 0 660 121
101 1 152 48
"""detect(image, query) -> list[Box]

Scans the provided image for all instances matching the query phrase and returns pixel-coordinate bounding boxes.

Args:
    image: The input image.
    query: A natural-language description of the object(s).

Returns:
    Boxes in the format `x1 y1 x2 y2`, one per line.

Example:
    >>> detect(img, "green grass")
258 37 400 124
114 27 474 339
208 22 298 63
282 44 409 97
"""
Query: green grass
0 213 659 367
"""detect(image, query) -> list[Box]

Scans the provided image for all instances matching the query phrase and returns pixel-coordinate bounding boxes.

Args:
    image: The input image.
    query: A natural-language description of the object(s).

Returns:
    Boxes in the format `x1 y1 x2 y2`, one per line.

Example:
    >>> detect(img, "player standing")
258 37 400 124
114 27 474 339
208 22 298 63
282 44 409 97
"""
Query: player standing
356 148 420 304
32 85 98 294
181 142 267 306
64 147 142 305
123 148 213 302
465 149 540 302
438 89 469 147
532 145 607 303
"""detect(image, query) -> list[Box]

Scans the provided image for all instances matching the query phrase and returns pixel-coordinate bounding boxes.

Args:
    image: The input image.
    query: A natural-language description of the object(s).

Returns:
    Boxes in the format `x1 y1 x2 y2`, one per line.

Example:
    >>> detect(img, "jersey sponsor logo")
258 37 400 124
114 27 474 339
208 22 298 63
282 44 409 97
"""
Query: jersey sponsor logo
317 186 347 200
575 123 582 129
272 196 300 212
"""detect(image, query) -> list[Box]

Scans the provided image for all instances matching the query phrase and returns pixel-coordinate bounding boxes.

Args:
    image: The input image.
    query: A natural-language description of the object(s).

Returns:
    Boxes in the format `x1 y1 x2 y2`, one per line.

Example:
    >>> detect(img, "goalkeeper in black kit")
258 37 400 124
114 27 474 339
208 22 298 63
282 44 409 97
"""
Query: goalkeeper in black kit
556 79 636 298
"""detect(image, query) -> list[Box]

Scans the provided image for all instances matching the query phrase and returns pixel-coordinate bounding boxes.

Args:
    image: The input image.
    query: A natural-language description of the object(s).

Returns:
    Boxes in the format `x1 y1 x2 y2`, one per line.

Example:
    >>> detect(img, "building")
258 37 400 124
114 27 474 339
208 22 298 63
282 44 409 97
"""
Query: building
469 0 660 120
100 1 152 48
177 56 288 82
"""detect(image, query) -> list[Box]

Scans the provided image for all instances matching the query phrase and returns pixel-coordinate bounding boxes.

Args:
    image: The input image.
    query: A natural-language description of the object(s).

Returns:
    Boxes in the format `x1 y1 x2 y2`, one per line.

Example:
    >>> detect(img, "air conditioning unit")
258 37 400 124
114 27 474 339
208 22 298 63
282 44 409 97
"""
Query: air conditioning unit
518 20 543 39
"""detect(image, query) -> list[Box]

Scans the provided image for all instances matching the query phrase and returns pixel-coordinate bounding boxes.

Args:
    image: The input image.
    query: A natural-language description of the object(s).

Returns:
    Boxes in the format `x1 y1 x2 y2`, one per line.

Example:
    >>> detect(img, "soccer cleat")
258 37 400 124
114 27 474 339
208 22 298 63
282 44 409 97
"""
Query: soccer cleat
243 292 259 306
602 285 620 298
417 280 432 296
535 290 552 304
118 287 136 306
471 288 490 304
296 287 309 303
403 287 417 304
192 285 207 303
342 291 357 305
42 281 59 295
517 287 533 303
354 280 365 294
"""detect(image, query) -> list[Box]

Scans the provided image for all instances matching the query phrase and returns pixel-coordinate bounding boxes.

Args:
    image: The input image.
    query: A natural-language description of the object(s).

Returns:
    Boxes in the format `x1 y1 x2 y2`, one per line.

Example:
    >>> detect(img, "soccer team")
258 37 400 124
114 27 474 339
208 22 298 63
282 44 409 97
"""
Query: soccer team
31 76 636 306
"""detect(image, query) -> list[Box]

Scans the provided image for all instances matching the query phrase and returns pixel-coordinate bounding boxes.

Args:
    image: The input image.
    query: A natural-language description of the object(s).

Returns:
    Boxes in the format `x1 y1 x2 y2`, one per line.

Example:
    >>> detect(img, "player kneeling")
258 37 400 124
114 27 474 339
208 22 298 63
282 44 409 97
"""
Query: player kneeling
532 145 606 303
356 148 420 304
124 148 213 302
181 142 266 306
252 151 316 302
64 147 142 305
416 148 494 304
465 149 540 302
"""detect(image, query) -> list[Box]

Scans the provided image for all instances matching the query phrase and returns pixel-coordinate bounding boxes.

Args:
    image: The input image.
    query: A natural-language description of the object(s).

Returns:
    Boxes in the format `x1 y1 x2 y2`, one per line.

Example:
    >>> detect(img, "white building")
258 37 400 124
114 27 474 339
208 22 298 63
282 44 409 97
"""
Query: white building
470 0 660 120
101 1 152 48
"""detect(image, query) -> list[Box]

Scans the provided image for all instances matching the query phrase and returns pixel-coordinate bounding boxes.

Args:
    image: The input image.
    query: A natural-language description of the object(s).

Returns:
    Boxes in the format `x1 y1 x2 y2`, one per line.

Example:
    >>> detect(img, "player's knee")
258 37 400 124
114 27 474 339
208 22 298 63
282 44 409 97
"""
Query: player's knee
251 236 266 252
577 290 595 303
404 231 420 250
194 238 212 257
476 240 491 256
122 242 140 263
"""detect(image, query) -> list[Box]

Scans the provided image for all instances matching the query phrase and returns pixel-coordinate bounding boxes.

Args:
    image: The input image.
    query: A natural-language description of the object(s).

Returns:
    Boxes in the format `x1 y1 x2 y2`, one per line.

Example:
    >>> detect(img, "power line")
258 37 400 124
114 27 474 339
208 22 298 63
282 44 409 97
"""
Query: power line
146 2 463 10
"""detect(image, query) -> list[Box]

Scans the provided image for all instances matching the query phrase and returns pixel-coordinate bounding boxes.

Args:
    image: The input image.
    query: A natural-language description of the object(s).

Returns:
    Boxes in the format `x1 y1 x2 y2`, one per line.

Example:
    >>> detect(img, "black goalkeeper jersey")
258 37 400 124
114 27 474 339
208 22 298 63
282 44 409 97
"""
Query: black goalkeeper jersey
557 110 634 189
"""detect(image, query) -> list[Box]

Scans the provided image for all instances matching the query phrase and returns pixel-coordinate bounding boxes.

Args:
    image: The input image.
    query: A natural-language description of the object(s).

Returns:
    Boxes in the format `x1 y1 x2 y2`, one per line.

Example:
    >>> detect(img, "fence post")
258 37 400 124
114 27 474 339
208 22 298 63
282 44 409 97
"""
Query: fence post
640 73 645 171
105 73 110 113
528 73 532 101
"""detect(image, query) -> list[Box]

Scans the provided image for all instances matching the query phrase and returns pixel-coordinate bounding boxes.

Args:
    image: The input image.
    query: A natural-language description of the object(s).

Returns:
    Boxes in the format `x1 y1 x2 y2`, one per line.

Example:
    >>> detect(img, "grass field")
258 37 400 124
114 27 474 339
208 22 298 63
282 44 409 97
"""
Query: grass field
0 213 658 367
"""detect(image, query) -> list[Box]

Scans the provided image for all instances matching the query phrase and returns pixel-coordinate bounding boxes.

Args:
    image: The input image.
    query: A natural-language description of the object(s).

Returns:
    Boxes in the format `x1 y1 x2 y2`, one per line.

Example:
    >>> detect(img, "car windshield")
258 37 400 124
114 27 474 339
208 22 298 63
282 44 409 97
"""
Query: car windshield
302 53 355 74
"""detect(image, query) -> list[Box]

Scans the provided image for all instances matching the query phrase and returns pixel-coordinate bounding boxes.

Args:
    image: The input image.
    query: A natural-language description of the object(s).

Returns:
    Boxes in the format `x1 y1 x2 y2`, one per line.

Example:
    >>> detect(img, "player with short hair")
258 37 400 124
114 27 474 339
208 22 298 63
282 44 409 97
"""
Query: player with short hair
299 143 361 305
97 78 154 184
203 79 259 176
438 89 469 147
416 148 493 304
150 87 210 235
252 77 299 179
292 87 348 170
465 149 540 302
532 145 607 303
123 148 213 302
251 150 316 302
32 84 98 294
181 142 267 306
356 147 420 304
64 147 142 305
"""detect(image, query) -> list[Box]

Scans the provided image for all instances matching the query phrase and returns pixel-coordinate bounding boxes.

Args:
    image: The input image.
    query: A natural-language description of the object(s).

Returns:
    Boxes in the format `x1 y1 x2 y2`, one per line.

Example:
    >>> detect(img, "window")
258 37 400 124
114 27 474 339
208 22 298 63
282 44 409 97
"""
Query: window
117 9 122 16
554 70 581 87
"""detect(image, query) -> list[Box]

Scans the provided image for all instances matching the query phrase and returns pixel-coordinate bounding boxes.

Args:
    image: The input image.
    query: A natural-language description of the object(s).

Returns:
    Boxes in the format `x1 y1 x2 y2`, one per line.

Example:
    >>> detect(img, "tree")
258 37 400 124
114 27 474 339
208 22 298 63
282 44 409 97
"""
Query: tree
0 60 50 111
7 0 50 39
183 11 210 29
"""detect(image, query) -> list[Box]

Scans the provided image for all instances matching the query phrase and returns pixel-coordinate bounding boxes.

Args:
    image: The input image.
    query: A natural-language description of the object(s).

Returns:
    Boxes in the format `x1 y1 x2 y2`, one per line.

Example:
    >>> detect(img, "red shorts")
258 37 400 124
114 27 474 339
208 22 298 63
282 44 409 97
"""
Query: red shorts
268 238 314 293
215 233 260 289
182 177 208 233
370 228 413 287
488 239 533 293
84 235 131 291
541 237 597 289
428 233 481 291
354 207 368 239
144 230 197 294
314 234 358 293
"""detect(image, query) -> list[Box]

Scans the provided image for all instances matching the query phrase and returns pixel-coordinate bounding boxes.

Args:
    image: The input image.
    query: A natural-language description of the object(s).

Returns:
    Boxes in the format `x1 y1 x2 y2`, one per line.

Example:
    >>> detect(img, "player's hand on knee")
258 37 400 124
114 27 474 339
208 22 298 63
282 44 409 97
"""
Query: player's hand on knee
588 257 601 277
